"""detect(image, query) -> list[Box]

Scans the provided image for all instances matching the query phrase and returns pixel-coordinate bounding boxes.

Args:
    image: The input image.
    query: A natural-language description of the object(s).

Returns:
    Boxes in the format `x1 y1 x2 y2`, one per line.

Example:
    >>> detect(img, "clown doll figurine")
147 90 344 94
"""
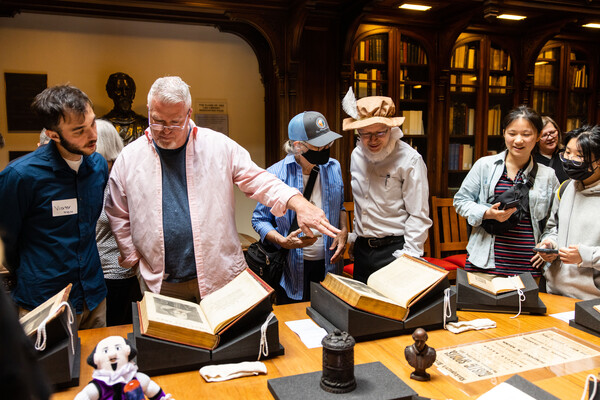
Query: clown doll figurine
75 336 172 400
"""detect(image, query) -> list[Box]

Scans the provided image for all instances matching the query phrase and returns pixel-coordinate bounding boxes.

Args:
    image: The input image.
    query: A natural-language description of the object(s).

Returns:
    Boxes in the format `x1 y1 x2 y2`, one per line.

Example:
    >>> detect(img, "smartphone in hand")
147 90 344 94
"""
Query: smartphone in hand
499 199 520 210
532 247 559 254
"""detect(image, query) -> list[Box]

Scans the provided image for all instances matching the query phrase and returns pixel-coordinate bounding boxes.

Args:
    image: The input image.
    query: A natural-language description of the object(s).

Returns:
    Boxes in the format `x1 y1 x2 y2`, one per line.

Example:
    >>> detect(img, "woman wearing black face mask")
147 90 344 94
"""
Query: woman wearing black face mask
251 111 348 303
537 125 600 300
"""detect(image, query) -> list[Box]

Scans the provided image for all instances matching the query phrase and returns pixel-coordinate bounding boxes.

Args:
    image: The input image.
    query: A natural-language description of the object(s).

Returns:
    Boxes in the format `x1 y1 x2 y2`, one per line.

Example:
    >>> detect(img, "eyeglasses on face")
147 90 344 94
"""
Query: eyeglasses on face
357 129 388 140
541 130 558 140
148 110 190 132
559 151 584 167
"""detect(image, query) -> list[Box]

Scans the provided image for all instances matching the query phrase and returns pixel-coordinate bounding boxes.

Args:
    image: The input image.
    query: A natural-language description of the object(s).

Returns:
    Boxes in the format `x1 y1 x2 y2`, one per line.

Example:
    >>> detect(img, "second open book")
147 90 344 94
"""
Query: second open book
321 254 448 321
138 268 272 350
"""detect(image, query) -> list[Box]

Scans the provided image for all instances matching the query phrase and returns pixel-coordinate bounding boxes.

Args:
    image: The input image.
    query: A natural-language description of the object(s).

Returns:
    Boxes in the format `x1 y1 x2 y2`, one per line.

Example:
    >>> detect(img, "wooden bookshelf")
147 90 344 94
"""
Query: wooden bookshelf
445 35 515 196
351 27 432 171
532 42 593 133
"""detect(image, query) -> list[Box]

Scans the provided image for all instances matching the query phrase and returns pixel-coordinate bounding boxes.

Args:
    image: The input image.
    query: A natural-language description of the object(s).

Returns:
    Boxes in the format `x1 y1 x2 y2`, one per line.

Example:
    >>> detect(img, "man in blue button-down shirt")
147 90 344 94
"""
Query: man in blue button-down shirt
0 85 108 329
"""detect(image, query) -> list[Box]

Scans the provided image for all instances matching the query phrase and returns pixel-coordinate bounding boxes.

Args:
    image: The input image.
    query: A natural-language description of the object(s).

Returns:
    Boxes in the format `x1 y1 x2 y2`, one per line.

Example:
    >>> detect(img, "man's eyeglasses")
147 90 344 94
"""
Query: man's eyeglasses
541 130 558 140
559 151 584 167
357 130 388 140
148 110 190 132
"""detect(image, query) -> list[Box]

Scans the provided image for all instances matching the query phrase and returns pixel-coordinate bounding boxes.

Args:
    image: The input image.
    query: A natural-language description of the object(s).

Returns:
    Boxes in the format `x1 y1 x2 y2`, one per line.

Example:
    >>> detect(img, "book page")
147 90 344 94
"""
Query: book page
468 272 524 294
19 284 71 337
201 269 269 333
333 275 399 305
594 304 600 314
367 255 446 307
146 292 212 333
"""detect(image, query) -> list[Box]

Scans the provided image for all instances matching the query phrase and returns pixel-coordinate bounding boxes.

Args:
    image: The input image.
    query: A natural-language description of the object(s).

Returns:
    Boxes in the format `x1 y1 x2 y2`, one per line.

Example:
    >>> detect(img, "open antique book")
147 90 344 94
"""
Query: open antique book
138 269 273 350
467 272 524 295
19 283 72 337
320 254 448 321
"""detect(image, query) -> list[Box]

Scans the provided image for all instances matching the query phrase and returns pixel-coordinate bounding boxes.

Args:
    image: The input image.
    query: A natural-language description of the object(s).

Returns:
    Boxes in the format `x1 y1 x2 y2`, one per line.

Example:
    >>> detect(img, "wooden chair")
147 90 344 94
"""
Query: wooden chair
428 196 469 280
342 201 354 278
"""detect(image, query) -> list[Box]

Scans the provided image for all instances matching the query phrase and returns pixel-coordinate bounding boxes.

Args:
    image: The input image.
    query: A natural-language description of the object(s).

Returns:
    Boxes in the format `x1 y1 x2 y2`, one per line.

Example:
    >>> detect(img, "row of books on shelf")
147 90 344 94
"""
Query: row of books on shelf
566 117 585 133
487 105 502 136
449 103 475 136
570 65 589 88
355 36 386 62
449 73 477 93
448 143 473 171
399 40 427 64
533 64 555 87
354 69 385 98
531 91 556 116
451 44 477 69
489 75 509 94
489 47 511 71
401 110 424 135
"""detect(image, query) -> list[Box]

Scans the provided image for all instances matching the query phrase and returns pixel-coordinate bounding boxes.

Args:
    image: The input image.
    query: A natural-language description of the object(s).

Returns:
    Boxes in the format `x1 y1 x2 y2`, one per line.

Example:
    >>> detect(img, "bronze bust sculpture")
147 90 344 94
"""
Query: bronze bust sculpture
101 72 148 145
404 327 436 381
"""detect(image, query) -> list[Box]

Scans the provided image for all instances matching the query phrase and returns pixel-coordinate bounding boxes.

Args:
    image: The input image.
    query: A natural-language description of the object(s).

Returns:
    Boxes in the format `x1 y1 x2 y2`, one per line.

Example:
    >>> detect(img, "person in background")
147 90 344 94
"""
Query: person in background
106 76 340 303
341 89 431 283
537 125 600 300
95 119 142 326
533 116 568 183
252 111 347 303
0 85 108 329
454 105 559 279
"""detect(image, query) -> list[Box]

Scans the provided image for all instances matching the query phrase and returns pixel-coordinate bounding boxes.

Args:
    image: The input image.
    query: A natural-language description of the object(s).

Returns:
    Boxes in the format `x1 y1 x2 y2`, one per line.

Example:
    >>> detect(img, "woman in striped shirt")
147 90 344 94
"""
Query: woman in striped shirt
453 106 559 279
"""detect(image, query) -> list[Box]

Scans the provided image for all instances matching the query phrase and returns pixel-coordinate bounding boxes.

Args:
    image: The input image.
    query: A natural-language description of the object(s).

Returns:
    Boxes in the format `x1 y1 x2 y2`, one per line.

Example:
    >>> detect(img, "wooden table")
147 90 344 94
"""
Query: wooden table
52 293 600 400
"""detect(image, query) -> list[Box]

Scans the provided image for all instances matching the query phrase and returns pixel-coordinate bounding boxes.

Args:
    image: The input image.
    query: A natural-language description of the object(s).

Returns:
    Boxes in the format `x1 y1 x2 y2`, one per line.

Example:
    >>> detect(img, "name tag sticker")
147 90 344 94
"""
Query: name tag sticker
52 198 78 217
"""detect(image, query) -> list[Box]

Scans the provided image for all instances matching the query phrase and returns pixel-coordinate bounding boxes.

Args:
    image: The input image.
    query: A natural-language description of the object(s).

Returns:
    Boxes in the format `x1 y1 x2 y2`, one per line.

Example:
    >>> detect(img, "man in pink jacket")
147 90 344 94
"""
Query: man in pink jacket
106 76 339 302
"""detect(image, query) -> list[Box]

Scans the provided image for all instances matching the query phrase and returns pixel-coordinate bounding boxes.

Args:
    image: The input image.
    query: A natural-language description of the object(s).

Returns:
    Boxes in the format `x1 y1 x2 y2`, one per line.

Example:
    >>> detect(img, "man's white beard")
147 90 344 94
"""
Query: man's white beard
357 126 403 163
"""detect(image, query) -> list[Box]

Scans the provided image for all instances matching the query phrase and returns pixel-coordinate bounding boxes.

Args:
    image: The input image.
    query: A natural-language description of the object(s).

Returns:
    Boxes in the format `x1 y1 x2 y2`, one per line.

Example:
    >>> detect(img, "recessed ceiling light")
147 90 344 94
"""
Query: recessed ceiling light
399 4 432 11
497 14 527 20
583 23 600 29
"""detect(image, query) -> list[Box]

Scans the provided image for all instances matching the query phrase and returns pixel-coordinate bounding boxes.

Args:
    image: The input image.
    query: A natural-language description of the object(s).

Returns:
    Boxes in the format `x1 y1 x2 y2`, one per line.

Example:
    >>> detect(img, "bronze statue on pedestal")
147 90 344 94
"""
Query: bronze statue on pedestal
101 72 148 145
404 327 436 381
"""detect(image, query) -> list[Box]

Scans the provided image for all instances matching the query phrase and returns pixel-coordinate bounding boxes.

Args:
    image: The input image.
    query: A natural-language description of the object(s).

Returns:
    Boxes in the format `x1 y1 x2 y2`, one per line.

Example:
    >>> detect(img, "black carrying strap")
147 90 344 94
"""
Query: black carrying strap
289 165 320 232
525 158 538 189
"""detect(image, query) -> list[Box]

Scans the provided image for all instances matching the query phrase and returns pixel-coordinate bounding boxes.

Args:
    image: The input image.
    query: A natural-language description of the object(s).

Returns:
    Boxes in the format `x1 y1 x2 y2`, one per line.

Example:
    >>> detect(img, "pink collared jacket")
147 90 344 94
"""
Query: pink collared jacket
106 122 300 297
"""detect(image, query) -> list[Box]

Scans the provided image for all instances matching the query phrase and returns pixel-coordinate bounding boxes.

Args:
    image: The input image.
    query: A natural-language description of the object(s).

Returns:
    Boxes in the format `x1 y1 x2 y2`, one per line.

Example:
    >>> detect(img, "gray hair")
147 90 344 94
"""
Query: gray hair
147 76 192 110
95 119 124 162
283 140 308 156
39 128 51 146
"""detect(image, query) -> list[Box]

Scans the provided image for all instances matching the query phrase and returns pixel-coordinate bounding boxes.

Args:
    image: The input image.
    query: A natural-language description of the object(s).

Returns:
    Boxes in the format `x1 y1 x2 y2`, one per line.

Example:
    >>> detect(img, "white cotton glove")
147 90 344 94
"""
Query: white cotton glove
199 361 267 382
445 318 496 334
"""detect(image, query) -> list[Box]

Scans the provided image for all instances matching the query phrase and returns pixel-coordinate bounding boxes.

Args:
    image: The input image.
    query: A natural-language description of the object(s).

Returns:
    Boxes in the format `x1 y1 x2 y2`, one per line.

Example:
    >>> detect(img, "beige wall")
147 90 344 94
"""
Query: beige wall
0 12 266 237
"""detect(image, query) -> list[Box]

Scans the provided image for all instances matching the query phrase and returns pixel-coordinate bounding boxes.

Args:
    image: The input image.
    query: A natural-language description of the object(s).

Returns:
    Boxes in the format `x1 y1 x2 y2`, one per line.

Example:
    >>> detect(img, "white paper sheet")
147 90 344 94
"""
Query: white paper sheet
285 319 327 348
550 311 575 324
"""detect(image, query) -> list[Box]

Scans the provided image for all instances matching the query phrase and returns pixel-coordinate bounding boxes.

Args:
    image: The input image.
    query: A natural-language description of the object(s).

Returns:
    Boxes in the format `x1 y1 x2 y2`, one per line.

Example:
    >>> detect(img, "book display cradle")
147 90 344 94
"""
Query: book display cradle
456 269 546 314
569 298 600 339
129 301 284 376
307 279 458 341
34 306 81 389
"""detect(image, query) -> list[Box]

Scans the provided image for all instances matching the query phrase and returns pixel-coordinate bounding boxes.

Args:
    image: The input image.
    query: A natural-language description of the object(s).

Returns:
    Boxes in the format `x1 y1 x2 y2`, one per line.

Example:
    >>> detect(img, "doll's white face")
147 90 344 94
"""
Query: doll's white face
94 336 131 372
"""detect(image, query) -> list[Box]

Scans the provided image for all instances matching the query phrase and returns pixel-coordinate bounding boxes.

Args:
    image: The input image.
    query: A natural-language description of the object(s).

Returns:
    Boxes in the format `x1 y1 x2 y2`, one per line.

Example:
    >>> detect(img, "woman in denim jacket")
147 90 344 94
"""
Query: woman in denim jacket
454 106 559 278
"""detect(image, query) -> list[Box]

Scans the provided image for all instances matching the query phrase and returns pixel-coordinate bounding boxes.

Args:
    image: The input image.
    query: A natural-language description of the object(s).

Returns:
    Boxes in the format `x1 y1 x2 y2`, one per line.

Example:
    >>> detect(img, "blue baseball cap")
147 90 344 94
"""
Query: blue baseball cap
288 111 342 147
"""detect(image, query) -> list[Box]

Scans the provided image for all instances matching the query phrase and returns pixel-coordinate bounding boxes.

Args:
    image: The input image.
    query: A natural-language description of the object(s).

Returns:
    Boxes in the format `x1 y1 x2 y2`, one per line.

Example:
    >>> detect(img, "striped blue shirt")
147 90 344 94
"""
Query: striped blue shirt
251 154 345 300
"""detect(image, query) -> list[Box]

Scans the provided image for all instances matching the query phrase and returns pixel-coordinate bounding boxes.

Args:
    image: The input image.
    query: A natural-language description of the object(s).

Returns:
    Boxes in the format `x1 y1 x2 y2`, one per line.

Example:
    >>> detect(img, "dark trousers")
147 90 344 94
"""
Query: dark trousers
276 259 325 304
105 276 143 326
353 236 405 283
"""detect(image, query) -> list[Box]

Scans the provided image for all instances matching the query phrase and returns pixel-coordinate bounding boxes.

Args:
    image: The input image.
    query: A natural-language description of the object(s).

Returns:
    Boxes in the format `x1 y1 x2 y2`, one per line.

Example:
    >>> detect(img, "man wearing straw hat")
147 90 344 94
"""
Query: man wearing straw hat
342 89 431 283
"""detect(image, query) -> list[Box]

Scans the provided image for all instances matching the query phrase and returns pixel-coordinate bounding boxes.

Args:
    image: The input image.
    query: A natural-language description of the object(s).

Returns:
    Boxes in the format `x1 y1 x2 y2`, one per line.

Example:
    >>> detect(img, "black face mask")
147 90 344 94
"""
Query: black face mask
303 148 330 165
561 159 596 181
